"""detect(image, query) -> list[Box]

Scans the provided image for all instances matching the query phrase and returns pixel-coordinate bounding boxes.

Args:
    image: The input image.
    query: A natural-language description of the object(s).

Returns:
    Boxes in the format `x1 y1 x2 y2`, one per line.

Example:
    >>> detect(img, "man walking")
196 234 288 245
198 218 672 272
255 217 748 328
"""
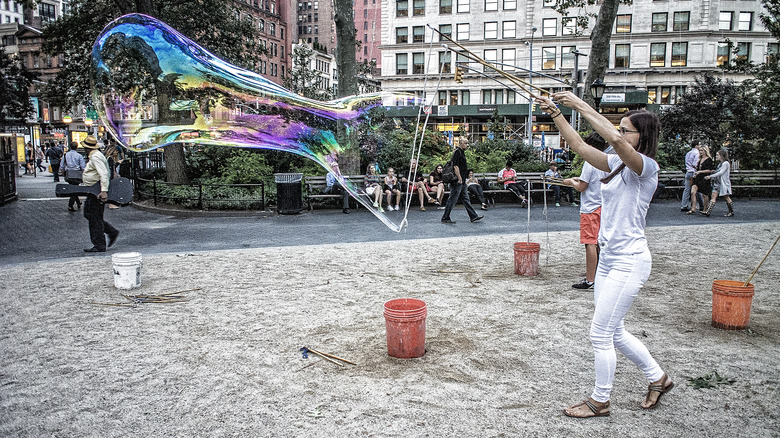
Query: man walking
441 137 483 224
45 142 63 182
80 135 119 252
681 141 700 212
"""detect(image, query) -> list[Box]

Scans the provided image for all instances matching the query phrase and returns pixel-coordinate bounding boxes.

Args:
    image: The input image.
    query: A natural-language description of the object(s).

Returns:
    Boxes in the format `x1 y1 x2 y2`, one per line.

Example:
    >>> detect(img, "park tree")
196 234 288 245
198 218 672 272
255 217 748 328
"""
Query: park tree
0 47 39 124
551 0 623 106
283 44 332 100
40 0 262 184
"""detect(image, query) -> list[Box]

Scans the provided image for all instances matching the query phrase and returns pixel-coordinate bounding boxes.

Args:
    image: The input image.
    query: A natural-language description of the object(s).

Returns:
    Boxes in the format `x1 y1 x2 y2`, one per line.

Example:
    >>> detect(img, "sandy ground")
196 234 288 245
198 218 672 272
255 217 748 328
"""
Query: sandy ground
1 222 779 437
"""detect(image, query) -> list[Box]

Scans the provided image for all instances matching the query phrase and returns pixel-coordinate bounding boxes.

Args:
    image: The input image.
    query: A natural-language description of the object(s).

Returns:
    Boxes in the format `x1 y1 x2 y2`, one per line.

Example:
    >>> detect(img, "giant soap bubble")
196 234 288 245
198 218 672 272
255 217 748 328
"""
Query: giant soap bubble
91 14 415 232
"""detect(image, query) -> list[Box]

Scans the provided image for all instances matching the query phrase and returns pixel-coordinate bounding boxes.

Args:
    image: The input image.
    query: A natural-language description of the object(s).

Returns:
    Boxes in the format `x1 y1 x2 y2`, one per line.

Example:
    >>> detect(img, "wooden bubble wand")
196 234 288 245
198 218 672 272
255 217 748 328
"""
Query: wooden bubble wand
743 234 780 286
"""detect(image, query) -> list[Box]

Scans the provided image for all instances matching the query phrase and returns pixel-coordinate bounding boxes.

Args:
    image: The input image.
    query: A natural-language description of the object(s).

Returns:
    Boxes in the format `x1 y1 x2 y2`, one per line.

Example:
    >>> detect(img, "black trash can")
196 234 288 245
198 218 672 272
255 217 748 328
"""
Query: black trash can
275 173 303 214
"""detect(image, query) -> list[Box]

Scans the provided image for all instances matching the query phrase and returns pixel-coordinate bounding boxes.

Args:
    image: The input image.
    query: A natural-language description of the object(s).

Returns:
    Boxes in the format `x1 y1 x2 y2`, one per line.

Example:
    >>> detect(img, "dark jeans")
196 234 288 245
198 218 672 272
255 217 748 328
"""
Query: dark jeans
84 195 118 250
506 182 527 200
67 180 82 209
467 184 486 205
552 185 575 203
324 182 349 209
441 182 478 221
50 163 60 182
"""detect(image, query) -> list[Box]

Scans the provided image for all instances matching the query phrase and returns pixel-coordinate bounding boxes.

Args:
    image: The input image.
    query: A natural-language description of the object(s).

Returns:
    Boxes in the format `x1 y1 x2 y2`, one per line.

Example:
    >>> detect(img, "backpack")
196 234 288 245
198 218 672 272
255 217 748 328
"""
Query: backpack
441 160 458 184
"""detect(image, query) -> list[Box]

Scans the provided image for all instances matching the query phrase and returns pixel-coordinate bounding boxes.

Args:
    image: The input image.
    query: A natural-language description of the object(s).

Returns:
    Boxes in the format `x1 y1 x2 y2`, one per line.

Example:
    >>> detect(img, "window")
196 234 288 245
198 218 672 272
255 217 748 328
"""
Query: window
413 52 425 73
439 24 452 40
561 46 576 68
652 13 667 32
647 88 657 104
542 47 556 70
543 0 555 7
457 51 470 70
364 22 368 30
413 0 425 15
768 43 780 63
650 43 666 67
457 0 469 13
502 48 515 70
259 19 265 32
495 89 504 104
38 2 56 23
438 91 447 105
483 49 497 71
615 44 630 67
738 12 753 31
719 12 733 30
484 22 498 39
717 42 731 66
671 42 687 66
440 0 452 14
503 0 516 10
482 89 492 104
457 23 470 40
562 17 577 35
673 12 689 31
396 27 408 43
270 23 276 36
439 51 452 73
502 21 516 38
485 0 498 11
396 53 408 74
397 0 408 17
616 14 631 33
506 91 515 104
660 86 671 105
413 26 425 42
543 18 557 36
461 90 470 105
736 42 751 62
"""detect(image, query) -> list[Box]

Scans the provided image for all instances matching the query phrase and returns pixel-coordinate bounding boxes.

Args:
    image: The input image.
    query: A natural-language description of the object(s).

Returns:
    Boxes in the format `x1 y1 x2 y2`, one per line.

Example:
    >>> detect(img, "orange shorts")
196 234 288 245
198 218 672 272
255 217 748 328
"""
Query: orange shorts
579 207 601 244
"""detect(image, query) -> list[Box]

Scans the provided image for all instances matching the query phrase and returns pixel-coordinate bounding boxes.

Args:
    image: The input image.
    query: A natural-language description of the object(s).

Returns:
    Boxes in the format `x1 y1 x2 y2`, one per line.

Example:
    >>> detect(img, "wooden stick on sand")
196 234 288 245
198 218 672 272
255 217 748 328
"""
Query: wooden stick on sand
743 234 780 286
307 348 357 366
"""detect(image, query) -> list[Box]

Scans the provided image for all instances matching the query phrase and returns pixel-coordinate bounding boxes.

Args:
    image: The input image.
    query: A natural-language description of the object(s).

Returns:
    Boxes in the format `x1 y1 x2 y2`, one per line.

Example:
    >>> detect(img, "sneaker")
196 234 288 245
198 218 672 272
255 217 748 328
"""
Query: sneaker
481 203 488 210
378 207 384 212
555 202 561 207
373 201 379 208
572 279 594 290
395 205 400 211
441 219 456 224
470 215 484 223
437 206 445 210
520 199 528 208
572 202 578 207
724 212 734 217
420 206 426 211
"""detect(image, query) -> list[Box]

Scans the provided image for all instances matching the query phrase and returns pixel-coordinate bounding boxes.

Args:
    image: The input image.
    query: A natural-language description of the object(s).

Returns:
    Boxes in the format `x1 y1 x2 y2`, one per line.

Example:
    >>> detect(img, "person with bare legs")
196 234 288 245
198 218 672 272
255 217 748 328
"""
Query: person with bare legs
703 149 734 217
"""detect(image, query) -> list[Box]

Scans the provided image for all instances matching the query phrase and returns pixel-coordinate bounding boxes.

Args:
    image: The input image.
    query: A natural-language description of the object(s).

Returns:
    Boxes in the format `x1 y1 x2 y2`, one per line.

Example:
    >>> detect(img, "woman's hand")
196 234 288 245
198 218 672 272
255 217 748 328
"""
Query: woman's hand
550 91 584 110
535 95 558 115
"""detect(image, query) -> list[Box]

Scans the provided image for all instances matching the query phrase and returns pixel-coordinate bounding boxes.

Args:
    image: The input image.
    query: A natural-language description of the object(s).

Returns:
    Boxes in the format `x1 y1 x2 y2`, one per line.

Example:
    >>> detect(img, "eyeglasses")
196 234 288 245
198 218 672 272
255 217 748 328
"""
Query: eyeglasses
618 127 639 135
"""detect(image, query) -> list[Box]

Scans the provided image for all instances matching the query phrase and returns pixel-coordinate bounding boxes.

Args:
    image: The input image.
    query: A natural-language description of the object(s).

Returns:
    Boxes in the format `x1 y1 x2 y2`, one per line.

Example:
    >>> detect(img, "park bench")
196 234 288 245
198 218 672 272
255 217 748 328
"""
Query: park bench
655 169 779 200
303 172 558 210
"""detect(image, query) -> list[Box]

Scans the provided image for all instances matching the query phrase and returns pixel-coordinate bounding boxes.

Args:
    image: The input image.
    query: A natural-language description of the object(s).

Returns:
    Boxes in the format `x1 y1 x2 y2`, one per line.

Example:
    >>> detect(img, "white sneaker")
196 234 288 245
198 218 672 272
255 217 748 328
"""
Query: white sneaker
394 205 400 211
373 201 379 208
378 206 384 212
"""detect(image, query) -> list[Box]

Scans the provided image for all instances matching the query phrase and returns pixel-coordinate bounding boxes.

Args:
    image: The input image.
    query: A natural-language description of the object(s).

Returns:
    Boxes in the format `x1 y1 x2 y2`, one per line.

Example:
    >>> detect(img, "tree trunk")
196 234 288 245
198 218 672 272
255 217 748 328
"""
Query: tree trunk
333 0 360 174
583 0 620 108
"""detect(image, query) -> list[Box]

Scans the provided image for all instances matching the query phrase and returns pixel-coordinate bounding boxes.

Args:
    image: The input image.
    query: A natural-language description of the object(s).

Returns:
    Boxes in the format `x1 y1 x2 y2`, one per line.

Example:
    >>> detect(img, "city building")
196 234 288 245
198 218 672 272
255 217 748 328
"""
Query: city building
234 0 290 86
379 0 775 149
295 0 337 54
355 0 383 68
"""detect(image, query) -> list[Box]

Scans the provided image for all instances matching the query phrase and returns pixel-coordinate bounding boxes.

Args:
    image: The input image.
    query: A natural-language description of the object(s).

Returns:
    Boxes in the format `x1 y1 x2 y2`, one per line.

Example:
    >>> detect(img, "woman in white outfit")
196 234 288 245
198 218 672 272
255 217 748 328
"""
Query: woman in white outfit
536 91 672 418
703 149 734 217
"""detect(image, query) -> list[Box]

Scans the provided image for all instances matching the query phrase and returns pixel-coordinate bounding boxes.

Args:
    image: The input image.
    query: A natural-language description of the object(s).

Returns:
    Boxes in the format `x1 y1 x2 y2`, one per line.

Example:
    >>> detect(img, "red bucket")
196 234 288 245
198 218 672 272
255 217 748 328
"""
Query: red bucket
513 242 540 276
712 280 754 330
384 298 427 359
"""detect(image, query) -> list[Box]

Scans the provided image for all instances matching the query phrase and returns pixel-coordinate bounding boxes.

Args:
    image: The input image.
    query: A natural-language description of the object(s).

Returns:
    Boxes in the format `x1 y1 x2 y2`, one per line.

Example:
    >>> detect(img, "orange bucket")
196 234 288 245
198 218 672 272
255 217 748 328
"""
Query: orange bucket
384 298 427 359
513 242 540 276
711 280 755 330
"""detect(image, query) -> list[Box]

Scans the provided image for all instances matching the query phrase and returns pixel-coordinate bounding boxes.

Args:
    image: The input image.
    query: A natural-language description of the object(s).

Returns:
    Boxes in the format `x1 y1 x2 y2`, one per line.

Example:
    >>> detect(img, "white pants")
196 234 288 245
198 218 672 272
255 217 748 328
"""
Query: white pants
590 248 665 402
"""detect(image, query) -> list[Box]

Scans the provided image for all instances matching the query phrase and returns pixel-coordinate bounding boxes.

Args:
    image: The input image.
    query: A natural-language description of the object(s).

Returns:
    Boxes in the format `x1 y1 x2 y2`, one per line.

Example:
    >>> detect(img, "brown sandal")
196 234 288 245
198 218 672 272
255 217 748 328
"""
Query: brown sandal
641 374 674 409
562 398 610 418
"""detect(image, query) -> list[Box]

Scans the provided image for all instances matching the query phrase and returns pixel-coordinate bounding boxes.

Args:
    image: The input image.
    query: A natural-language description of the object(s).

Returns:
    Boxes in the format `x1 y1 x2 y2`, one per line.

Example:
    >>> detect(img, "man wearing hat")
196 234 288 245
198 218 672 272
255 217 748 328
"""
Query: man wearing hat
80 135 119 252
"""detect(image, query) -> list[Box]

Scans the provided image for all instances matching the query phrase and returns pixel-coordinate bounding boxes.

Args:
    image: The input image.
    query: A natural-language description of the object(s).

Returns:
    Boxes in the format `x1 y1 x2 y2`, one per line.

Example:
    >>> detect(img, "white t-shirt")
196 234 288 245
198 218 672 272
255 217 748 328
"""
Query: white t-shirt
579 162 607 214
598 154 659 254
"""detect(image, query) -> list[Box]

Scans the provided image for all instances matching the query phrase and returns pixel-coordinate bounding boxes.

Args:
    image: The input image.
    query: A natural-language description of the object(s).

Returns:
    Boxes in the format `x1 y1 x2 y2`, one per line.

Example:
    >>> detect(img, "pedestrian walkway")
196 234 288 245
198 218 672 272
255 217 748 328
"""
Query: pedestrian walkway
2 173 778 267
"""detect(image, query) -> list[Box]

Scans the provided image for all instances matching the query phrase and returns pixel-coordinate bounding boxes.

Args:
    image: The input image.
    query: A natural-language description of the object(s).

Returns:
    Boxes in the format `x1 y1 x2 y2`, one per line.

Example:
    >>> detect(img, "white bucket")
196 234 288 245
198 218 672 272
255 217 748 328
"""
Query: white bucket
112 252 143 290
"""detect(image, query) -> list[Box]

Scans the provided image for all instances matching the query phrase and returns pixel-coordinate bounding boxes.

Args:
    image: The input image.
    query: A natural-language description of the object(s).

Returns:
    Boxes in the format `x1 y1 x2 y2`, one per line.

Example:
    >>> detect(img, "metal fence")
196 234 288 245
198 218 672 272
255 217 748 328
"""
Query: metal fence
135 177 266 211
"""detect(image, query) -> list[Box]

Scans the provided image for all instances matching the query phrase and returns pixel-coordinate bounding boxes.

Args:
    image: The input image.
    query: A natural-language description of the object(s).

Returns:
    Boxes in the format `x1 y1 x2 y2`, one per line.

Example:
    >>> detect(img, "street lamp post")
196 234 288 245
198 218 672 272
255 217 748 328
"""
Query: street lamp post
591 78 606 110
63 115 72 145
571 49 587 130
527 26 537 150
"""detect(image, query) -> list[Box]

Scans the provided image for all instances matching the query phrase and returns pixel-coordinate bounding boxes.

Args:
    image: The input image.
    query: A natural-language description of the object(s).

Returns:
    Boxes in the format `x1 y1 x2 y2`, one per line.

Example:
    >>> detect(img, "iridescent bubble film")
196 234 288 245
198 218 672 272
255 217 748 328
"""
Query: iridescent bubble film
91 14 415 232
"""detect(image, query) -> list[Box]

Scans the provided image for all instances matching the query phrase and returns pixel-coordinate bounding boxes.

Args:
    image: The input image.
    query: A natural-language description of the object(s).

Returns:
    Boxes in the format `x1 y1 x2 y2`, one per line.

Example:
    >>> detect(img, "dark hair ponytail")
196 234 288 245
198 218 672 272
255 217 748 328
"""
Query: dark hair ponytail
600 110 660 184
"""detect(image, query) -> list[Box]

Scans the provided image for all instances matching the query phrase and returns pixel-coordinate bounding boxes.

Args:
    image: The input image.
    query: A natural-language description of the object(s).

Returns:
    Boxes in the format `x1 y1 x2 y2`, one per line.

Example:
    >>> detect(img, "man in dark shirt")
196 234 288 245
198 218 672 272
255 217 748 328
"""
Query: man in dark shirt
441 137 483 224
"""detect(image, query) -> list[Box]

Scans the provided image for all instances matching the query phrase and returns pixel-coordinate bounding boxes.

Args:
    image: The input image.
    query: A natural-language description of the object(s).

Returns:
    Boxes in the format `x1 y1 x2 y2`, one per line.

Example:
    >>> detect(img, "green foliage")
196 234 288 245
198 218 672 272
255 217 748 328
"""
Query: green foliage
687 371 736 389
373 122 451 173
0 47 39 123
467 138 543 173
41 0 263 109
185 146 272 184
284 44 332 100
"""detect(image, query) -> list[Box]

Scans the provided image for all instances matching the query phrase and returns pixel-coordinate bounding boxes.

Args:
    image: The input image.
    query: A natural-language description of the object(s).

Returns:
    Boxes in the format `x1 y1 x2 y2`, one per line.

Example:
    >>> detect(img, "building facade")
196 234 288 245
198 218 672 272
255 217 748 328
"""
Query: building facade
355 0 383 67
233 0 290 86
379 0 776 147
295 0 337 54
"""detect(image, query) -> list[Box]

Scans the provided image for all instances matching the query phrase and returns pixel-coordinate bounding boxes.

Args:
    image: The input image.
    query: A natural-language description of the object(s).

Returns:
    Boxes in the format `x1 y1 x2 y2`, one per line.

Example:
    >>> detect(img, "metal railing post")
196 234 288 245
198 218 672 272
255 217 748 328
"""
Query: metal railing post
153 178 158 206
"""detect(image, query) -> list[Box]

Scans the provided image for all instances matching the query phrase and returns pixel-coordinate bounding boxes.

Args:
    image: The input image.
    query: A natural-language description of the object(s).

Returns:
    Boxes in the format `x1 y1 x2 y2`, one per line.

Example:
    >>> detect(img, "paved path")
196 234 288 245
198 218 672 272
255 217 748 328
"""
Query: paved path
2 172 778 266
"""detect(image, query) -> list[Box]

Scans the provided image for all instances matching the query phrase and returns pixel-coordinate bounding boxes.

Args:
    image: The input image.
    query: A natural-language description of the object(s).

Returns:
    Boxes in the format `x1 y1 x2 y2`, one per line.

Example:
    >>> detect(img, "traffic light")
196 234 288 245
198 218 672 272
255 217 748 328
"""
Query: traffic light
454 66 463 83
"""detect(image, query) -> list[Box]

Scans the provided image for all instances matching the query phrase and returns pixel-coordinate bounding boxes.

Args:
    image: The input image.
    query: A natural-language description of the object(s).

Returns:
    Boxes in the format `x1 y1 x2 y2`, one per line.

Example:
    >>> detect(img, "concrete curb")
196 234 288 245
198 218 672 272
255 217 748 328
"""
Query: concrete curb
131 201 279 218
